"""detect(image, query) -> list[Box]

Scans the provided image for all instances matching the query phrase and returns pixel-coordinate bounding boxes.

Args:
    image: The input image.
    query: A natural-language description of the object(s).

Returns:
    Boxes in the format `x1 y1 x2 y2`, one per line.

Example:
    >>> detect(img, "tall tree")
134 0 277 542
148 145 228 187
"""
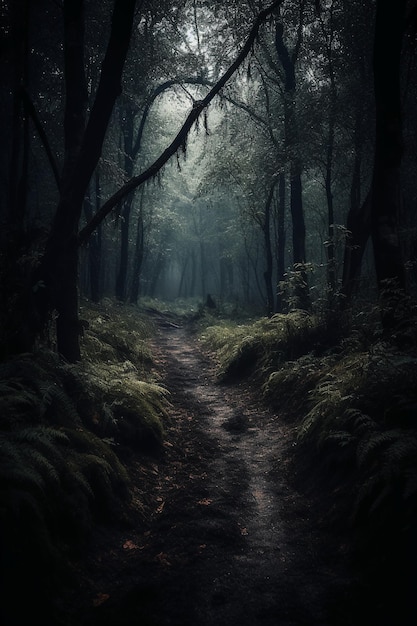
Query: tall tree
341 0 407 321
273 2 310 309
37 0 137 361
371 0 406 326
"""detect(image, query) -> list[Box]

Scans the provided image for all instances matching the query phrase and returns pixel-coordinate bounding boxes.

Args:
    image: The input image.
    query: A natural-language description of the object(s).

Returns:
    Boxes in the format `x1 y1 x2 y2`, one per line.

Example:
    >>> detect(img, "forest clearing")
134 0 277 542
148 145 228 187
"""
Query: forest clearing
1 1 417 624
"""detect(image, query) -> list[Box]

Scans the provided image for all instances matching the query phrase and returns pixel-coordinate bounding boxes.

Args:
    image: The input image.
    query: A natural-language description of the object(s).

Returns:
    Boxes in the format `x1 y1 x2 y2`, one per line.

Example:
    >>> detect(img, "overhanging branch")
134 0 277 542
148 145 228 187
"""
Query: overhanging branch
78 0 284 245
132 76 213 157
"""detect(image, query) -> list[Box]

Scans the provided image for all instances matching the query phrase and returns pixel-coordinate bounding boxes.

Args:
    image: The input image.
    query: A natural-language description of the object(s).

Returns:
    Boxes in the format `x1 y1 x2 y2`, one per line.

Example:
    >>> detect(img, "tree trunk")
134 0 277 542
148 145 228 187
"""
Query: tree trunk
263 180 278 317
83 174 102 303
340 45 367 305
9 0 30 225
37 0 136 361
219 254 227 300
190 249 197 297
324 85 336 295
178 254 190 299
371 0 406 327
130 196 145 305
116 107 135 301
115 195 133 301
149 250 164 297
275 172 286 312
341 193 372 303
200 240 207 298
275 20 309 310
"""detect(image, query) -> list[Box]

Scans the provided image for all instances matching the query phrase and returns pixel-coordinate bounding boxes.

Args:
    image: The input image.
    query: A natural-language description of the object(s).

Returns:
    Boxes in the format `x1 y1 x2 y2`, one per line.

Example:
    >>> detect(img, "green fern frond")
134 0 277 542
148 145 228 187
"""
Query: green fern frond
0 382 41 427
38 382 81 426
343 408 376 436
321 430 356 449
357 429 405 469
382 437 417 474
19 446 61 487
12 425 69 446
0 444 47 496
64 457 94 499
63 427 129 485
0 427 69 499
82 453 113 493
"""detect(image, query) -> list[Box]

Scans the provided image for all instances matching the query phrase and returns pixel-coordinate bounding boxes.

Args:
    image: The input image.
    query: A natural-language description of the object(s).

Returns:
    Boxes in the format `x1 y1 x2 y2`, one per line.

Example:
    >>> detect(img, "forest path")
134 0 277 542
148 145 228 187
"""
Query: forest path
78 314 361 626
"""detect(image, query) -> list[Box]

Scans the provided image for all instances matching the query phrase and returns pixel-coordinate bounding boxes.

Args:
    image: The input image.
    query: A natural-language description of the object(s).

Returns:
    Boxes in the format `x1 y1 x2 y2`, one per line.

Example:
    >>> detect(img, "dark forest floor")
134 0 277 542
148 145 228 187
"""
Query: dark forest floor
51 312 390 626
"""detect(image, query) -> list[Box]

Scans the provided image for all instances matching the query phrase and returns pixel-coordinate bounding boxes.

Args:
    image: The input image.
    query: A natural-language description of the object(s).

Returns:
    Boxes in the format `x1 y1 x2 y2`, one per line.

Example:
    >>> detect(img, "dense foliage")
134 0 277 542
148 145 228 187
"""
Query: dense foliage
1 0 417 623
0 301 167 624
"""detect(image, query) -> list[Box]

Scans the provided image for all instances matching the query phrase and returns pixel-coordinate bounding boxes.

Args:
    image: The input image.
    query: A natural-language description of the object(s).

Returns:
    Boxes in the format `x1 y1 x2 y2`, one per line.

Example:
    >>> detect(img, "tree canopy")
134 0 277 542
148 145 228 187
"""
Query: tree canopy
1 0 417 360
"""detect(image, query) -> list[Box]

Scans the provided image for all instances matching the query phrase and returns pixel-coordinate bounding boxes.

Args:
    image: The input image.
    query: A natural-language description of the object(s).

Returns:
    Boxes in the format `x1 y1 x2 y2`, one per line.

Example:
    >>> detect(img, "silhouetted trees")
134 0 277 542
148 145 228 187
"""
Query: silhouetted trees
1 0 417 361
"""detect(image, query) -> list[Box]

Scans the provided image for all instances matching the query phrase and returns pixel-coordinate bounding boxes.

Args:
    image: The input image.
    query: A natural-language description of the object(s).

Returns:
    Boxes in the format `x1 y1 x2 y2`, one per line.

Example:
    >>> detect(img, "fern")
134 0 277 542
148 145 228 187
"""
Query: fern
352 430 417 530
343 408 376 436
320 430 356 449
63 427 130 487
0 381 42 428
64 456 95 500
38 381 81 426
357 430 406 470
0 437 48 497
383 436 417 469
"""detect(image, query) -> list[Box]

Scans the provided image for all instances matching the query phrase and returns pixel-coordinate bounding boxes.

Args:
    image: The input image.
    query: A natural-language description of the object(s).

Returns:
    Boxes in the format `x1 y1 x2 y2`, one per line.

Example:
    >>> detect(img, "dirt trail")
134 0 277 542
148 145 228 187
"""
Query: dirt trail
76 317 362 626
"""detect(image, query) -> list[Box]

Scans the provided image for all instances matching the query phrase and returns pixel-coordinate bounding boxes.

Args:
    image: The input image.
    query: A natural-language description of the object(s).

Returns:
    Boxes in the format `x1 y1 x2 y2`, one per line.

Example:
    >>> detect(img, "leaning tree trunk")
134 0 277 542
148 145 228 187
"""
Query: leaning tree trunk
371 0 406 328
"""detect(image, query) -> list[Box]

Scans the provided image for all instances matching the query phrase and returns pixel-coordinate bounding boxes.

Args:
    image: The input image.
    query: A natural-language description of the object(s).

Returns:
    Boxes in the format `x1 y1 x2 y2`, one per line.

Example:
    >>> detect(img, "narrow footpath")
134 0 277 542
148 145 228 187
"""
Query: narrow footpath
74 315 365 626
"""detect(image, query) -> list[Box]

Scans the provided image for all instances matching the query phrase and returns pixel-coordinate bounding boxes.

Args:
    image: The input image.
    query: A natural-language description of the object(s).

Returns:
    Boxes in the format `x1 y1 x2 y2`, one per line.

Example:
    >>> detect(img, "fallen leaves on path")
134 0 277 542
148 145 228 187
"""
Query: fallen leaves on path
92 593 110 607
197 498 212 505
123 539 139 550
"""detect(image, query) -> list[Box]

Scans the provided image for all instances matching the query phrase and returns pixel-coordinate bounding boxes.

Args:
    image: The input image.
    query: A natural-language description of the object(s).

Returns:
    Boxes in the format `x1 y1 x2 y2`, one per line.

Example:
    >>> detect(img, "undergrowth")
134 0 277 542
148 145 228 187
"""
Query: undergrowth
199 304 417 616
199 310 326 381
0 298 168 622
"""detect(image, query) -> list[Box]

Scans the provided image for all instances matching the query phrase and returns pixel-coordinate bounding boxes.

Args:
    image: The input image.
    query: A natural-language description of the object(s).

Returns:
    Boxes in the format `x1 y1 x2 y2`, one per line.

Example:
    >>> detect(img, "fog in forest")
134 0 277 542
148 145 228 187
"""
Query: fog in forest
1 2 417 626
